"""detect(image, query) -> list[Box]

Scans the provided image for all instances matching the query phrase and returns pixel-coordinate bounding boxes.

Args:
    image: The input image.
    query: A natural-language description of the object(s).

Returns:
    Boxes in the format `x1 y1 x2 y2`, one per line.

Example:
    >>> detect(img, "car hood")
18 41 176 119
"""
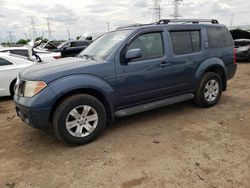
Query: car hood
20 57 106 83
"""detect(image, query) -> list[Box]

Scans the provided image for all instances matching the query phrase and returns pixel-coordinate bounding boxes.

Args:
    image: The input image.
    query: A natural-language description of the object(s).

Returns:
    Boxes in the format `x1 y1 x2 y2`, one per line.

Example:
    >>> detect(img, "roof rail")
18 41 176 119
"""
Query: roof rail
116 23 144 30
157 19 219 24
116 23 156 30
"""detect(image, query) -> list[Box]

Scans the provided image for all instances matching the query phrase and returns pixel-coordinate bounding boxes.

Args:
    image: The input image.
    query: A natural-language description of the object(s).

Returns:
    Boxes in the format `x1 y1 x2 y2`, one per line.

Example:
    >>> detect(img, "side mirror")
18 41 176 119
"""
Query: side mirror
125 49 142 61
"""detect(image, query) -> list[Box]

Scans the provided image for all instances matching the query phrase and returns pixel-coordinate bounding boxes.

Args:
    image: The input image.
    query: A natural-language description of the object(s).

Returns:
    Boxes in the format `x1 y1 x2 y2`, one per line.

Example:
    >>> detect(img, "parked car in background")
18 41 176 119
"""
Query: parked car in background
37 40 63 50
0 47 61 62
15 19 237 145
234 39 250 61
50 40 91 57
80 32 104 41
0 52 35 97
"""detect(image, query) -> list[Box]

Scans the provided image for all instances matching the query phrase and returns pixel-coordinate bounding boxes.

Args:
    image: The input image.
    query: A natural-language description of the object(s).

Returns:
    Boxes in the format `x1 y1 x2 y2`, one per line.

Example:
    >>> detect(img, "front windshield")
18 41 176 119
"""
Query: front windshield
57 41 69 49
79 30 131 61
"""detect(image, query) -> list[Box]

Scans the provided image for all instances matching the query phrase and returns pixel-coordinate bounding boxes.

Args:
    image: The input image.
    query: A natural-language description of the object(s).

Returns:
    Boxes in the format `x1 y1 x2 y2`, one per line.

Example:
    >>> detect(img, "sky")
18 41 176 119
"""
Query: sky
0 0 250 42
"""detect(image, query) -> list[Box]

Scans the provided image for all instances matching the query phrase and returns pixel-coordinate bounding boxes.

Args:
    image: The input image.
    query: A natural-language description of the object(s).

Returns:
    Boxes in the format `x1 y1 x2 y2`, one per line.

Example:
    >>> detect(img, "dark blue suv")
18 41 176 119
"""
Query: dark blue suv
15 19 237 145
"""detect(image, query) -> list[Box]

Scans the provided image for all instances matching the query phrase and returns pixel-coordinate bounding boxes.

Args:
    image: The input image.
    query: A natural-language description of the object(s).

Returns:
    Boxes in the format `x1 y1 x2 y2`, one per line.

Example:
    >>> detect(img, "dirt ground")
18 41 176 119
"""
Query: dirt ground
0 63 250 188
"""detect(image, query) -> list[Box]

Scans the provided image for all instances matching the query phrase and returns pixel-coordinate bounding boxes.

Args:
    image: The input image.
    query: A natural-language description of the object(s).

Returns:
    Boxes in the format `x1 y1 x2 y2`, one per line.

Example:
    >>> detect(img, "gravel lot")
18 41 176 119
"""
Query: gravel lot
0 63 250 188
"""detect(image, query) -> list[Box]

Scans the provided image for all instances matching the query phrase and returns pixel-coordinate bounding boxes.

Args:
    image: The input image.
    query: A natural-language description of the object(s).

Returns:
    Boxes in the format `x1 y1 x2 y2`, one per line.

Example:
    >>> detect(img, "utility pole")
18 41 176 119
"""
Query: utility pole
8 31 14 43
46 17 53 40
230 11 248 28
28 30 32 40
170 0 183 19
67 29 71 40
24 33 28 40
152 0 161 22
230 14 234 28
28 16 37 40
107 22 110 31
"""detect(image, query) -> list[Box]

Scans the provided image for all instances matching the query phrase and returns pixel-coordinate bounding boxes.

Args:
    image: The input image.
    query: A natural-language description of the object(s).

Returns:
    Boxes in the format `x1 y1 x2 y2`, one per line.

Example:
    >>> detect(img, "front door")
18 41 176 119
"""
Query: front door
116 31 173 107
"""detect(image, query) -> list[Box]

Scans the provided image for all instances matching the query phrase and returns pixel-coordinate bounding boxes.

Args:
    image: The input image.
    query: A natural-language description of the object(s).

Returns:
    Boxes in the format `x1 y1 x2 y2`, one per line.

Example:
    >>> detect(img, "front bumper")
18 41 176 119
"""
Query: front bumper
14 86 56 130
15 103 51 129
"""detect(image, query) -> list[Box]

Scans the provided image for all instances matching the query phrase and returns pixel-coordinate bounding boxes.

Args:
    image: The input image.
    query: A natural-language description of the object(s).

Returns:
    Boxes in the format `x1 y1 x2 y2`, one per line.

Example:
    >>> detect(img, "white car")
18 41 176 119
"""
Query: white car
0 53 35 97
0 47 61 62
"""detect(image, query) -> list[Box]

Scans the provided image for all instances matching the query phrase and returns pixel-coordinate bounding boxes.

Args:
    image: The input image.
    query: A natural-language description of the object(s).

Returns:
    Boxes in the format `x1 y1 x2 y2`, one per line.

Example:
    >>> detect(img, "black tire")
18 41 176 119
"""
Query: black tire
9 79 16 97
53 94 106 145
194 72 223 107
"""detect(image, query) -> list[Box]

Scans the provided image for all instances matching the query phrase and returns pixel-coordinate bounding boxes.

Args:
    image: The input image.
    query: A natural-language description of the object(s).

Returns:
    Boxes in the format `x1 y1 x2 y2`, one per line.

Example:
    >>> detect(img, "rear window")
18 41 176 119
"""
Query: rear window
71 41 90 47
170 30 201 55
207 27 233 48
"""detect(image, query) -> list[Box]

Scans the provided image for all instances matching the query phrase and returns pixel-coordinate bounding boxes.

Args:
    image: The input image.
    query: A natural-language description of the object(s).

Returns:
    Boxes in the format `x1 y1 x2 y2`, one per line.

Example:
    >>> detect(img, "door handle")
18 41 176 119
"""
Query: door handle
159 61 171 67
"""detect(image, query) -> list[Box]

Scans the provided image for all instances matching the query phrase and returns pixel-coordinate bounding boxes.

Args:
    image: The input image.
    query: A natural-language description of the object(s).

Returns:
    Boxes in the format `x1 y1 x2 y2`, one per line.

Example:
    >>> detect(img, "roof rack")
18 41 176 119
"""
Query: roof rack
157 19 219 24
116 23 156 30
117 23 144 30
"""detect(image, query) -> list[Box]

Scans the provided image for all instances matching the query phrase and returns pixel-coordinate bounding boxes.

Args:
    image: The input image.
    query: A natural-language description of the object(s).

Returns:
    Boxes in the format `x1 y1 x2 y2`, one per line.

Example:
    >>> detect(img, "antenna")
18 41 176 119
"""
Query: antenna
170 0 183 19
152 0 161 22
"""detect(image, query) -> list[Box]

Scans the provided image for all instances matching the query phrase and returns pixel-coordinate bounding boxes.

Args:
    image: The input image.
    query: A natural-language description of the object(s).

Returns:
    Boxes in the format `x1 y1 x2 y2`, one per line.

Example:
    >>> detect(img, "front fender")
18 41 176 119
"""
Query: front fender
49 74 117 106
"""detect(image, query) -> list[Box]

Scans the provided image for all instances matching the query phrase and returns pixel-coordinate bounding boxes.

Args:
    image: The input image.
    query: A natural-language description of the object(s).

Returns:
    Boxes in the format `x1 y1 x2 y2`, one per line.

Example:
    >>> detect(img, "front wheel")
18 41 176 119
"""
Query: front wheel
194 72 223 107
53 94 106 145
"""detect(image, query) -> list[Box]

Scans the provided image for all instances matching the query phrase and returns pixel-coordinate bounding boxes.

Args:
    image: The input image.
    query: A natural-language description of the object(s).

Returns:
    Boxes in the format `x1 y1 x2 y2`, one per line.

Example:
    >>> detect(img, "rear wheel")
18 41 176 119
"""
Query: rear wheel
53 94 106 145
194 72 223 107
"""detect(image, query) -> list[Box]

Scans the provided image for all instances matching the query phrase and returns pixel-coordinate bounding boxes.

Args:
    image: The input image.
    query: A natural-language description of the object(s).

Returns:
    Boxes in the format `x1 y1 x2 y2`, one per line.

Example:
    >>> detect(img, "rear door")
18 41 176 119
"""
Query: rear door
167 26 209 92
0 57 16 96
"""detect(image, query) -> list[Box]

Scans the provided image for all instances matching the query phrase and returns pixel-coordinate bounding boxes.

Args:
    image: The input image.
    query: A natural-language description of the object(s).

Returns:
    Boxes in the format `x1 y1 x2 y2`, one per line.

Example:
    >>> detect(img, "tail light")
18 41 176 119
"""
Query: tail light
53 55 61 59
233 48 237 64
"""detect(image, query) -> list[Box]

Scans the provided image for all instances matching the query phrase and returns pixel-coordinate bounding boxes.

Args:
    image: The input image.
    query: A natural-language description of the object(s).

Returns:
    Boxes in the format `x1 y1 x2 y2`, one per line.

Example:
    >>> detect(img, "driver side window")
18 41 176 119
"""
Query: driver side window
127 32 164 61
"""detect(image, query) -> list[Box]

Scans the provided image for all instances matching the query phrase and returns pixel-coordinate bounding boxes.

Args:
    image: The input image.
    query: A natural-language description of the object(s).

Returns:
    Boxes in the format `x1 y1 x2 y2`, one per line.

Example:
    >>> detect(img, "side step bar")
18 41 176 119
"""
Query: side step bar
115 93 194 117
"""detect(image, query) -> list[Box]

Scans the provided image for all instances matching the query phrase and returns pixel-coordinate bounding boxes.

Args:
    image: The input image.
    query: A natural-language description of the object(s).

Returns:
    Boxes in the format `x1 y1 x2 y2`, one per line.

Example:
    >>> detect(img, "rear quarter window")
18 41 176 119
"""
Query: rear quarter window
207 27 233 48
0 58 13 66
170 30 201 55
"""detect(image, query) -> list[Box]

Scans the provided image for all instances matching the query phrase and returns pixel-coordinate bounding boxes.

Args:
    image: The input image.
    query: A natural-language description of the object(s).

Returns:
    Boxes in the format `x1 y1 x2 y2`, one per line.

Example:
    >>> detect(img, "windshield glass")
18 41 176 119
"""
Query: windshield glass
57 41 69 49
79 30 132 61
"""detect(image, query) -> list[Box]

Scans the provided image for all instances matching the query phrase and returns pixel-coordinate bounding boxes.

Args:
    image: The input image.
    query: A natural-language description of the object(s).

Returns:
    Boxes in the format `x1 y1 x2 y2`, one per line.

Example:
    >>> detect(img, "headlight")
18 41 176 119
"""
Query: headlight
24 81 47 97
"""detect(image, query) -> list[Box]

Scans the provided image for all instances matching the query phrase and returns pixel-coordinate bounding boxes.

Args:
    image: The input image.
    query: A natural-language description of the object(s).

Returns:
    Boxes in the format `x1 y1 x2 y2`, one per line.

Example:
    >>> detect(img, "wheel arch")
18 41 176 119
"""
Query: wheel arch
49 88 115 125
9 78 17 96
195 58 227 91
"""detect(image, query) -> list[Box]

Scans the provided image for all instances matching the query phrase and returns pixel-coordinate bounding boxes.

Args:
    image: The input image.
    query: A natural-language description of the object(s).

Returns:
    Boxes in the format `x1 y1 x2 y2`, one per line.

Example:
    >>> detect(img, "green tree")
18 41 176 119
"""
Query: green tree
17 39 28 45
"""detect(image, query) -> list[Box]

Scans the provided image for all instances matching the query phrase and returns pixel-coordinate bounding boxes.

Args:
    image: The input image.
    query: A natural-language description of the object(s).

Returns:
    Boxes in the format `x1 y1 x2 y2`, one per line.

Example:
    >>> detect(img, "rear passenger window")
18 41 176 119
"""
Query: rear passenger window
0 58 13 66
12 50 29 57
190 31 201 52
207 27 233 48
170 30 201 55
